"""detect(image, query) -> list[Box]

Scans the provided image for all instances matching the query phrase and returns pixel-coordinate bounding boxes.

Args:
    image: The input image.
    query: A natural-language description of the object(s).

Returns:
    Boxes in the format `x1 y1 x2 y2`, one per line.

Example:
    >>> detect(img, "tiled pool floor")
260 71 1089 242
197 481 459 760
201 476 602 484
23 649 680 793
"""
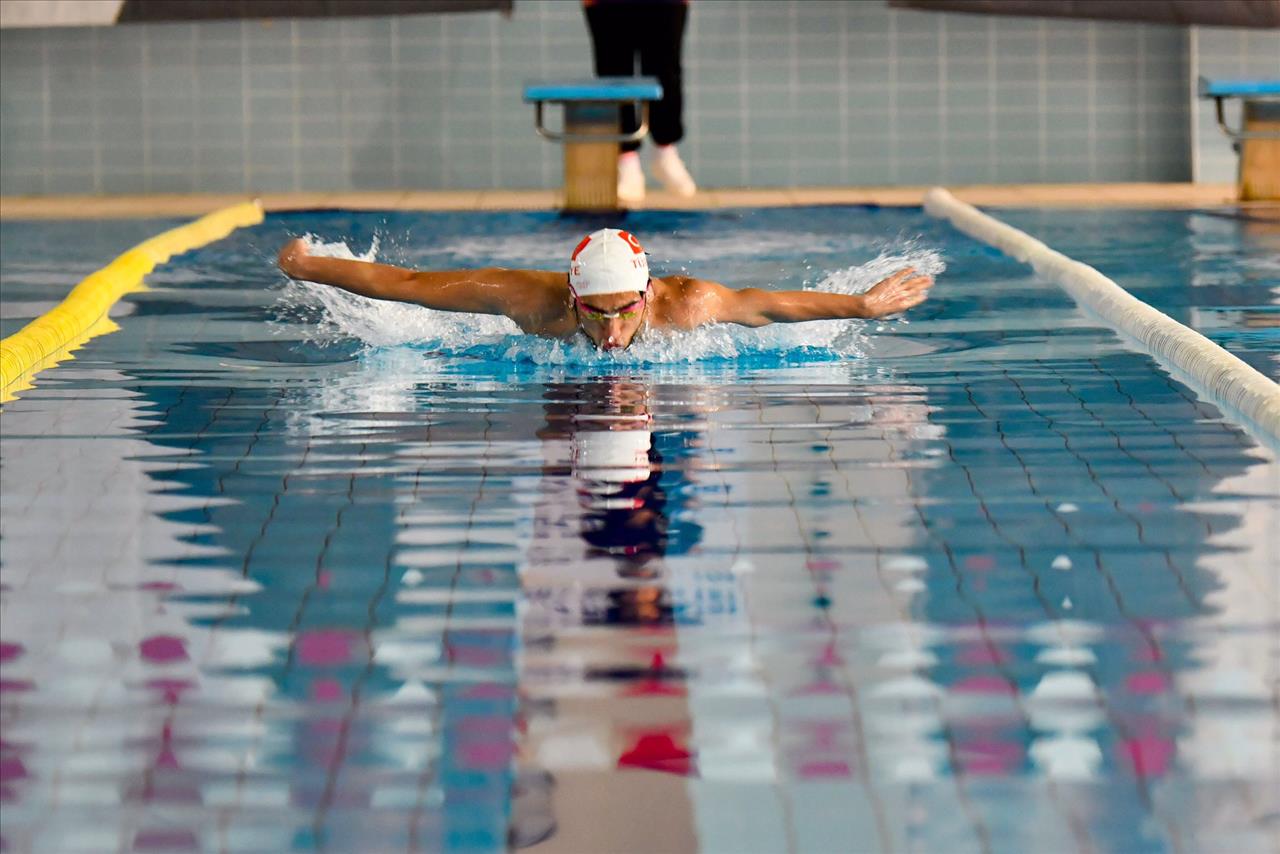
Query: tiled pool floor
1 206 1276 853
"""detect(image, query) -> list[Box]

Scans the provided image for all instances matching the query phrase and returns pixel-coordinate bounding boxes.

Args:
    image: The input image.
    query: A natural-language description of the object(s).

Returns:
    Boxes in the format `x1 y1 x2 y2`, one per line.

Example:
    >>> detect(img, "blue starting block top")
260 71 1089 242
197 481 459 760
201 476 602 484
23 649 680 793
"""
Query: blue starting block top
523 77 663 103
1198 77 1280 99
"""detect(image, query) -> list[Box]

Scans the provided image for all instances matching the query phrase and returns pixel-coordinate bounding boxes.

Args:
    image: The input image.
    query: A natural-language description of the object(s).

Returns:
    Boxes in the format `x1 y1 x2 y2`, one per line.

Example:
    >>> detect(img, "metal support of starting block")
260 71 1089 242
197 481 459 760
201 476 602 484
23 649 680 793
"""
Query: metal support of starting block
1199 77 1280 201
524 78 663 212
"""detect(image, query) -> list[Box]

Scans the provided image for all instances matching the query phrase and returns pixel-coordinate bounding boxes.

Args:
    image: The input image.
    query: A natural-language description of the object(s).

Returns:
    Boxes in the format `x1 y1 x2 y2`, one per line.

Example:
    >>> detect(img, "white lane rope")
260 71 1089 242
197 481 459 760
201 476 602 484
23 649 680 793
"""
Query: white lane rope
924 187 1280 450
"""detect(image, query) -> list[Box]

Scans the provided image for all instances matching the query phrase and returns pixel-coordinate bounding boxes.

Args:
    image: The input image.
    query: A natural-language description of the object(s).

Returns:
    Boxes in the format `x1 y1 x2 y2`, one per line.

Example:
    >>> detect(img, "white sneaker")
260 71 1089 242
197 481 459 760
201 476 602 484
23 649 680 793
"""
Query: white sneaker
651 145 697 197
617 153 645 204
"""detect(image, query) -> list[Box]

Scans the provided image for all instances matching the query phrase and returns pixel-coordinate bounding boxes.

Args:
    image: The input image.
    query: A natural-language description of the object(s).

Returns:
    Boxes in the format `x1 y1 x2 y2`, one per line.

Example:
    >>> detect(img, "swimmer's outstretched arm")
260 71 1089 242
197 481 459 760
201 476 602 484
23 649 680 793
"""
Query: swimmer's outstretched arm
683 267 933 327
276 237 545 315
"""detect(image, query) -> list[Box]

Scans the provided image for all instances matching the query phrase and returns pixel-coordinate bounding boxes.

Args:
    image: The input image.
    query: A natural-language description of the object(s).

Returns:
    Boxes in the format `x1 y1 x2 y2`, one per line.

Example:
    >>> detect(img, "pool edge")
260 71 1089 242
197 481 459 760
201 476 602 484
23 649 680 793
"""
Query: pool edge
2 183 1272 220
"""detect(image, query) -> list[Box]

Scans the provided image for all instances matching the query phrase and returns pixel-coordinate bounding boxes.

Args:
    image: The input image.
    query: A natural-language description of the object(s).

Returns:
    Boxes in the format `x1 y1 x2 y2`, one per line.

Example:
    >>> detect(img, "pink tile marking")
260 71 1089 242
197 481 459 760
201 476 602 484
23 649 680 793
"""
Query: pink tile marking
795 721 847 751
134 829 198 852
145 678 193 704
296 630 354 666
794 680 843 696
952 674 1015 695
1125 671 1169 695
816 643 844 667
957 644 1008 666
311 678 344 702
957 739 1022 776
455 716 512 737
797 760 851 779
449 646 506 667
140 636 188 663
0 758 29 783
461 682 514 700
458 741 515 769
1119 729 1174 779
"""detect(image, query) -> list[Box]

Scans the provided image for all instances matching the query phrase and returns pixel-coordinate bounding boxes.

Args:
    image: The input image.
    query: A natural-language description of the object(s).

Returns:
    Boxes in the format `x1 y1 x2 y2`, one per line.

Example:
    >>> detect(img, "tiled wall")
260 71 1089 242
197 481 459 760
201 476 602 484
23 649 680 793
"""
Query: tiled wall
1191 27 1280 183
1 0 1193 195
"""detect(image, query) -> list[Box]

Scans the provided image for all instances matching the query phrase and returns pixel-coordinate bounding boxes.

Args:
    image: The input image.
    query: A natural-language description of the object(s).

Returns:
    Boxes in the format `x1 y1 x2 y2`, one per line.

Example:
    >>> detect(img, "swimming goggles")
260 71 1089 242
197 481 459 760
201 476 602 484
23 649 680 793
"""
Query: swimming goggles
573 281 651 321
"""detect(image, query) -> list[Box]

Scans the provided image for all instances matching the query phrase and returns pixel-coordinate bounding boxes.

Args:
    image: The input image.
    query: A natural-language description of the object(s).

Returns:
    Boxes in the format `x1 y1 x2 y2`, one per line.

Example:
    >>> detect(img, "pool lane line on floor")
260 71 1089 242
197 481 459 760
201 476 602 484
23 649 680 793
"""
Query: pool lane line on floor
924 187 1280 450
0 200 264 403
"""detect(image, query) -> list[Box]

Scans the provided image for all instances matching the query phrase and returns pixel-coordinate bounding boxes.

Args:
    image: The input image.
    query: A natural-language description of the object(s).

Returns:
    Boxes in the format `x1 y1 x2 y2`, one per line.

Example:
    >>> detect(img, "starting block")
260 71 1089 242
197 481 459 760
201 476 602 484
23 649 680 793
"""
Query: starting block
1199 77 1280 201
524 78 663 212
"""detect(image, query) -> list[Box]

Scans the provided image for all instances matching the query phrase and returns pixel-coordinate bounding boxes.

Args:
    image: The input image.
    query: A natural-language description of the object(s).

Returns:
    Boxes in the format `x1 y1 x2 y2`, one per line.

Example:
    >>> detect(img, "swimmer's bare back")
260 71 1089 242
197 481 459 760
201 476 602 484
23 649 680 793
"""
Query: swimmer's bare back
277 237 933 340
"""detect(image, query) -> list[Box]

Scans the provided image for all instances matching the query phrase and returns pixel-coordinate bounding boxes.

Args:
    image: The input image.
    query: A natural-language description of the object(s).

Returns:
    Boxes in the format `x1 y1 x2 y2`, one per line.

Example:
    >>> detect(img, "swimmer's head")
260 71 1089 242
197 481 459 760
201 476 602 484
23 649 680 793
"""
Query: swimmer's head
569 229 651 351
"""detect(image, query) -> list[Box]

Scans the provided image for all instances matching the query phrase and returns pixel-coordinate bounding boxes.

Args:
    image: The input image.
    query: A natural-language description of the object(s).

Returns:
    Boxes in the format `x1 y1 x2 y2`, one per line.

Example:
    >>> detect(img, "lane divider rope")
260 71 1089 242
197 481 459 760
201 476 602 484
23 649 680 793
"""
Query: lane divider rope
0 200 264 402
924 187 1280 446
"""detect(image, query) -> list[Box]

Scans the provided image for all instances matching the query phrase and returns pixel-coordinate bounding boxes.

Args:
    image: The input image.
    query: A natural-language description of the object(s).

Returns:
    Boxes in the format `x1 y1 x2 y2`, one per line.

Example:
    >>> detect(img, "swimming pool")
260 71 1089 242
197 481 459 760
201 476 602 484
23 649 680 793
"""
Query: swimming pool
1 205 1276 853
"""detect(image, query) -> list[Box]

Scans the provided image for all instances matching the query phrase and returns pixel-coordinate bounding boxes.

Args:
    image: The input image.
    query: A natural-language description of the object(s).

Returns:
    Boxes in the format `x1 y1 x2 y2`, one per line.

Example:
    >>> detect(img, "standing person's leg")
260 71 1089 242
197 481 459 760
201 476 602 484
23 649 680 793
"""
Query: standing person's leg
639 3 696 195
585 3 646 202
637 2 687 148
585 4 641 152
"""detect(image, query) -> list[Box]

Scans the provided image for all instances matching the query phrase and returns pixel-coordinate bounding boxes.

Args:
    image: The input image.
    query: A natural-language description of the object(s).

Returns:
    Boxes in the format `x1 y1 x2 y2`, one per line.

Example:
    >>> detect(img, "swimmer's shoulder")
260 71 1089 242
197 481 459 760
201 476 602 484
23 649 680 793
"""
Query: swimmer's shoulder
652 275 723 328
504 269 574 335
655 274 721 294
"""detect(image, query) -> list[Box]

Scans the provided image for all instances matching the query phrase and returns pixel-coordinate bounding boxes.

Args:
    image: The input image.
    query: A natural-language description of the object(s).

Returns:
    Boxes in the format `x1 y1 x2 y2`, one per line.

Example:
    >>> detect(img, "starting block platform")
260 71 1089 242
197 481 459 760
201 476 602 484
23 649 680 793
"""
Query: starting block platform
1199 77 1280 201
524 77 663 212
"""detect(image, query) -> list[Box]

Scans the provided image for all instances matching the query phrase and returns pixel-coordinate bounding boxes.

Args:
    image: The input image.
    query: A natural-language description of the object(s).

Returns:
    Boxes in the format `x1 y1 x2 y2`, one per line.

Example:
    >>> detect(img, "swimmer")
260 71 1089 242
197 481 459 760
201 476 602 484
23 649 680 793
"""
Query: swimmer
277 228 933 352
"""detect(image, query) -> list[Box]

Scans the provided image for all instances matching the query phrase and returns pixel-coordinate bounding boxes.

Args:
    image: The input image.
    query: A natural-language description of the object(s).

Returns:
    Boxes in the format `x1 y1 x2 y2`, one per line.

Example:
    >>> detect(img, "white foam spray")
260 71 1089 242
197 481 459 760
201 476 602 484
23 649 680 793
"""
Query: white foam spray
275 233 945 366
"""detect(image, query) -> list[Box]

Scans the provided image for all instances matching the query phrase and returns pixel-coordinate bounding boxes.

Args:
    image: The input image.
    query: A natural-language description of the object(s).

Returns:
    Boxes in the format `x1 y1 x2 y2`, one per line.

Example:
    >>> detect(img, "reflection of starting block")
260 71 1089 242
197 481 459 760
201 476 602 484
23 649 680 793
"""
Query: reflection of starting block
524 78 663 212
1199 77 1280 201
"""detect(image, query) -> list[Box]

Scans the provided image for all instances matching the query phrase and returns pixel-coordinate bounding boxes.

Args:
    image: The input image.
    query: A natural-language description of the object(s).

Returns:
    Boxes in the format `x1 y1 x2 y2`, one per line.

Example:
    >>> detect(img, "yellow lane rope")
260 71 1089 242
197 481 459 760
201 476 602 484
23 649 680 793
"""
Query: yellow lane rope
0 200 264 402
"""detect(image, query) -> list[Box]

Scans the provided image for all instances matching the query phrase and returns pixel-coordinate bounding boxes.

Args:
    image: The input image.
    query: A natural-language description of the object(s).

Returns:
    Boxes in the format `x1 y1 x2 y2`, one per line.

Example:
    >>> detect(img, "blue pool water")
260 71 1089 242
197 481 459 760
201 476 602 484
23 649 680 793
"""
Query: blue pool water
1 206 1276 853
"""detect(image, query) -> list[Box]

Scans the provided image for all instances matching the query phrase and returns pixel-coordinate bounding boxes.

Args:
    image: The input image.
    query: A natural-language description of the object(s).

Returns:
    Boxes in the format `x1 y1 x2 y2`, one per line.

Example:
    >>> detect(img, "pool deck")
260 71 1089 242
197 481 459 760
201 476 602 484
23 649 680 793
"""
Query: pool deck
2 183 1275 219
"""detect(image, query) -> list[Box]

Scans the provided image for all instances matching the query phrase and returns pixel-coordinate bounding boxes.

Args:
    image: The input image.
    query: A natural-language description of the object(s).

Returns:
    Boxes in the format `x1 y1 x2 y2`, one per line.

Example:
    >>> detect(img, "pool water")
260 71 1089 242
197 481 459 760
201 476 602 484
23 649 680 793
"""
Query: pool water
1 207 1276 853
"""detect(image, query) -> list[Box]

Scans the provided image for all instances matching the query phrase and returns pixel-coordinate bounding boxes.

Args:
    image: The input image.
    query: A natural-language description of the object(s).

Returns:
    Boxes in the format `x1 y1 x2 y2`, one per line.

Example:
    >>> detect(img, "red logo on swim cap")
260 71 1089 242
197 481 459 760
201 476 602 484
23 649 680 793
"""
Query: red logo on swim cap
571 235 592 261
618 231 644 254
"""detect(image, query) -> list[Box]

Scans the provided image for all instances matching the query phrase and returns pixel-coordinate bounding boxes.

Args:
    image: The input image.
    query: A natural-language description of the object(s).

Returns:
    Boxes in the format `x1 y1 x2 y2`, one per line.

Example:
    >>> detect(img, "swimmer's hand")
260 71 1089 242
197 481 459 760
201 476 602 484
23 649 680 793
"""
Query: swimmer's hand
277 237 312 279
861 267 933 318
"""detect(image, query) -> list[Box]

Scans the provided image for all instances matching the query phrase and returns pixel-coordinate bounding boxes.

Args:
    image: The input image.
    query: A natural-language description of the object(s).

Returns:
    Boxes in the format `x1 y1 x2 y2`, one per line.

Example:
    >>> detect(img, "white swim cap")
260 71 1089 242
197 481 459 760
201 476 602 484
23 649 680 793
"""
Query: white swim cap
569 228 649 297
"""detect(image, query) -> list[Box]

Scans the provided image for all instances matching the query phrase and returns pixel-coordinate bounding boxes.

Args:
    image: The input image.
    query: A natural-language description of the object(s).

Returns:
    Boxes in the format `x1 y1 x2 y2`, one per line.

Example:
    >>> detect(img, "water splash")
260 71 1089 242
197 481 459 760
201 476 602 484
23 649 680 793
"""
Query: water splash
275 234 945 366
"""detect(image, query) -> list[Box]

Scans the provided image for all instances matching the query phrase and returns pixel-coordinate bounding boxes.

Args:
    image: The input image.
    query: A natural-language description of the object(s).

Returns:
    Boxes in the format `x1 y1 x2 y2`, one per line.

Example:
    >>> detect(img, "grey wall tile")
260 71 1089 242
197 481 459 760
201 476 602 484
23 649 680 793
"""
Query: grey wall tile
45 171 92 193
198 147 246 170
101 147 145 170
145 171 195 192
947 135 992 162
947 160 991 183
1 0 1205 195
947 113 993 138
1 142 46 173
1 171 46 195
192 120 244 147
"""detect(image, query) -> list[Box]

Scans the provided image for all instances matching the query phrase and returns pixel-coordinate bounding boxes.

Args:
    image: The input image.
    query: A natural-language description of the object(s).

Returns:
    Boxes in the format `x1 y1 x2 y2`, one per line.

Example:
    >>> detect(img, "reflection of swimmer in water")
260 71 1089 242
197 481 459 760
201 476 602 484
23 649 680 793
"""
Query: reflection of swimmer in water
277 228 934 352
574 428 667 567
531 378 704 627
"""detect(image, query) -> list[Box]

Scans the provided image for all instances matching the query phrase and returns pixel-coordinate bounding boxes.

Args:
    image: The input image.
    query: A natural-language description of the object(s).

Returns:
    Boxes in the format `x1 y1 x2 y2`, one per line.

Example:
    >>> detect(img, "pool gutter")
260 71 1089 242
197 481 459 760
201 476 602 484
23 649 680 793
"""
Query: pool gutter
1 183 1269 220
